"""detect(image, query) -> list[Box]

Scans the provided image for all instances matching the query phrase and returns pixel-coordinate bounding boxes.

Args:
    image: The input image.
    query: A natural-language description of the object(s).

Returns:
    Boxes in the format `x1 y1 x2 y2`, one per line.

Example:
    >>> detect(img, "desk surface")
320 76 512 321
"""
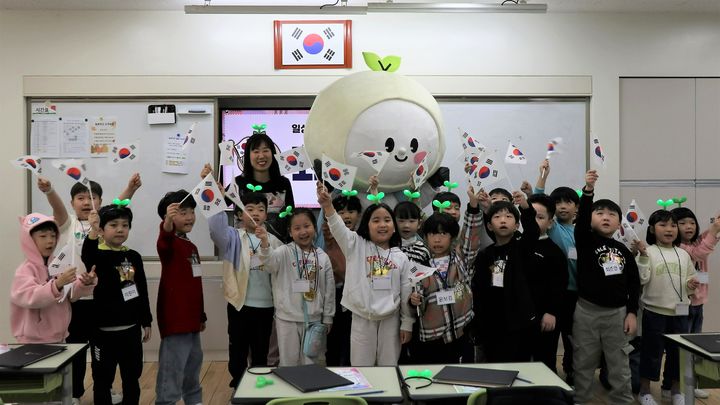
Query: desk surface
0 343 87 375
232 366 403 404
665 334 720 362
398 362 573 401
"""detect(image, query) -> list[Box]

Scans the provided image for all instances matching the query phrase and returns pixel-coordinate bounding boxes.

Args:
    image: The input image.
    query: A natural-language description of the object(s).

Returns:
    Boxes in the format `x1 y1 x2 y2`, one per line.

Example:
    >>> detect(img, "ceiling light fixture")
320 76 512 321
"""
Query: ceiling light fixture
184 2 547 15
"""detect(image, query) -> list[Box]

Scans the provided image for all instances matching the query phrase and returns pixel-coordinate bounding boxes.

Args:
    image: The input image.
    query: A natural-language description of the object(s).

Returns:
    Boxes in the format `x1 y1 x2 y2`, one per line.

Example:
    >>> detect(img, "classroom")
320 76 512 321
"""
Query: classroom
1 1 719 404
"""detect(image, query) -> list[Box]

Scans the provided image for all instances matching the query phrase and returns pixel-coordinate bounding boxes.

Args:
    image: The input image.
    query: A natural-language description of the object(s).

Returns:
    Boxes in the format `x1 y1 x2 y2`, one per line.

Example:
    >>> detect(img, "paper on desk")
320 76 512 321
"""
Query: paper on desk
320 367 371 391
454 385 482 393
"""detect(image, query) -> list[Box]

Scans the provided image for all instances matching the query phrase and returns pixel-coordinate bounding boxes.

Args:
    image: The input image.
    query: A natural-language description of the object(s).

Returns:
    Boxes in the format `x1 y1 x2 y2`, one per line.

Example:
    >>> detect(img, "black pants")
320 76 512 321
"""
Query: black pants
326 287 351 366
67 299 94 398
227 304 273 387
533 327 561 373
91 325 143 405
558 290 578 373
414 335 465 364
484 326 534 363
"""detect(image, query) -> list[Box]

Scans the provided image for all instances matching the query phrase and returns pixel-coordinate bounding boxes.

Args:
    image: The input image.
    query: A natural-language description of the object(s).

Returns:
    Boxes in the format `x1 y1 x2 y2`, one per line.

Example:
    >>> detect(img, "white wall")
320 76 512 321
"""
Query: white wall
1 10 719 345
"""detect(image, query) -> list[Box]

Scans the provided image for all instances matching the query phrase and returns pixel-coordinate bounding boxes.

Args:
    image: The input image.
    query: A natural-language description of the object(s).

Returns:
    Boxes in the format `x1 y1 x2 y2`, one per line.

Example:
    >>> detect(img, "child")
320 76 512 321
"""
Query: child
258 207 335 366
155 191 206 405
432 191 462 221
11 213 96 343
526 194 569 372
83 203 152 405
635 210 697 405
394 201 430 266
38 173 140 403
572 170 639 405
534 159 580 383
472 191 539 362
209 186 282 387
317 182 414 366
488 187 513 203
324 193 362 367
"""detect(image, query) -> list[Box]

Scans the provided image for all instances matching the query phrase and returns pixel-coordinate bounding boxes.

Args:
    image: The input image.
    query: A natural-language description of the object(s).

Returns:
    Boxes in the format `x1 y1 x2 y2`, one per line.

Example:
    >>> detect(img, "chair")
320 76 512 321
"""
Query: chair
467 386 574 405
466 388 488 405
266 396 368 405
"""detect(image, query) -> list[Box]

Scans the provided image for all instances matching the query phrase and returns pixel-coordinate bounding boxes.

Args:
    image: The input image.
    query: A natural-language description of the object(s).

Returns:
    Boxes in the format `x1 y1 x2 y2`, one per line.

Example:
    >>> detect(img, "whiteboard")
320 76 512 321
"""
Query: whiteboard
437 99 588 209
28 100 217 257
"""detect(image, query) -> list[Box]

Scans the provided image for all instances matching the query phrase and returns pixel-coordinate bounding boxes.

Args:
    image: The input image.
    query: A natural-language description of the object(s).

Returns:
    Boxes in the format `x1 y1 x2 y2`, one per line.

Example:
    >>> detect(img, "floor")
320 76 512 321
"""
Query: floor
76 358 720 404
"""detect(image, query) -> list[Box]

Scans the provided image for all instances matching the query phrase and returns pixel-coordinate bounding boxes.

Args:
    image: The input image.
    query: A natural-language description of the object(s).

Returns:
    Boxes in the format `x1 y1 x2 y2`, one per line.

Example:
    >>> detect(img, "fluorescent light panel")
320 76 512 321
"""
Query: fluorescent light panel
184 2 547 14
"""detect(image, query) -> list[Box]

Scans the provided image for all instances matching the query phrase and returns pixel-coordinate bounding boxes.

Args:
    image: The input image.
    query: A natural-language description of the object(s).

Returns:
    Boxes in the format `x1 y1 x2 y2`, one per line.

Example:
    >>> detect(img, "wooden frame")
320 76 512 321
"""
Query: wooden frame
273 20 352 70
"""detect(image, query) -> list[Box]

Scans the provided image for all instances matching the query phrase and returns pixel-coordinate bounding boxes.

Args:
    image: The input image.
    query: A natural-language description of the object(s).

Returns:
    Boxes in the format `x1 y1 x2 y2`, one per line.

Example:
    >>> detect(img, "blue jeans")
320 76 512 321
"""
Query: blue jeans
155 332 203 405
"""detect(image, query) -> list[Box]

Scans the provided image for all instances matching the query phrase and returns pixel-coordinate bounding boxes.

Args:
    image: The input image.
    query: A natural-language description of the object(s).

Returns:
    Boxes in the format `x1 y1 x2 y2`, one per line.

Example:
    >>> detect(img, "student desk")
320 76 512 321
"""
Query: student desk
398 362 573 402
0 343 87 405
665 334 720 405
232 366 403 404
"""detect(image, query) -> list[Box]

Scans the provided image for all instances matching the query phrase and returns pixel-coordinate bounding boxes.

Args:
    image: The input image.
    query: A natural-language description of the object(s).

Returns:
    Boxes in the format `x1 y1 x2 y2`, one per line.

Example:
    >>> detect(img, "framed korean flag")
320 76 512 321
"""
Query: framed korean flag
274 20 352 69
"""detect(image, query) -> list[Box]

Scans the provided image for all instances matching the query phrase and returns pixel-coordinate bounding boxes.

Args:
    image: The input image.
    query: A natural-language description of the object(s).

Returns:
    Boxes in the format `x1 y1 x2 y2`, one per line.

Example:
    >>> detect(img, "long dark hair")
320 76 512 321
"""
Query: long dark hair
356 203 401 248
239 133 282 181
671 207 700 243
646 209 680 246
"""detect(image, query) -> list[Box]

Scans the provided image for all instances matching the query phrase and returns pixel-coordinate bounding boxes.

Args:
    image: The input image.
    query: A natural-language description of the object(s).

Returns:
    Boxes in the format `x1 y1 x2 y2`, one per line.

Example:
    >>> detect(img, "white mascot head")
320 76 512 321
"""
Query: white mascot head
304 53 445 192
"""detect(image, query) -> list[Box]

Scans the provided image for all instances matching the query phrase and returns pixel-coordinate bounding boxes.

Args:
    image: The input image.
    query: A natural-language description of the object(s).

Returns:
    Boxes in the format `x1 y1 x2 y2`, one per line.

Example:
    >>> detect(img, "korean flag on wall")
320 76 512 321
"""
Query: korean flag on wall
321 154 357 191
468 153 505 190
279 21 347 67
109 141 139 165
276 146 310 175
10 155 42 175
192 174 228 218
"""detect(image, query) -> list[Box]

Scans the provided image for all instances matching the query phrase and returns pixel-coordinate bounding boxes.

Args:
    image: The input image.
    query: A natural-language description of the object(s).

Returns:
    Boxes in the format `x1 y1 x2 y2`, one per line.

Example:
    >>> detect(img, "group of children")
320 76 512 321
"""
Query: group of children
10 131 719 405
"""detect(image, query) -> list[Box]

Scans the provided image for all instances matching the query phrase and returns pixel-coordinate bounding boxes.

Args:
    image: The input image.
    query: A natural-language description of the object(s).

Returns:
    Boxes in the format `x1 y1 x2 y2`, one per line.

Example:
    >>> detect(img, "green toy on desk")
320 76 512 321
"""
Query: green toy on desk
407 369 432 378
255 376 274 388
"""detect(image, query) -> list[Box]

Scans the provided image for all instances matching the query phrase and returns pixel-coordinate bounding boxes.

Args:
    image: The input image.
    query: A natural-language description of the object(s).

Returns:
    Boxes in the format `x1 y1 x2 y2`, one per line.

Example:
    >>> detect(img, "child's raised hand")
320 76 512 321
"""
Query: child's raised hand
56 267 77 289
255 225 269 246
410 291 423 306
631 239 648 256
317 181 331 207
520 181 533 196
585 170 598 191
127 173 142 192
200 163 213 179
37 177 52 193
368 175 379 194
711 212 720 234
478 188 491 213
78 266 97 286
539 159 550 179
88 210 100 232
512 190 528 209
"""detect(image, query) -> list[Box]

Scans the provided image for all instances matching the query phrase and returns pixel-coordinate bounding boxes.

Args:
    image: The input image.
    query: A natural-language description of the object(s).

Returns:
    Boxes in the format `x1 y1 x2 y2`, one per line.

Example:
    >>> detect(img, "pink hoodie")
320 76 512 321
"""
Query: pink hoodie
10 213 95 343
682 230 719 306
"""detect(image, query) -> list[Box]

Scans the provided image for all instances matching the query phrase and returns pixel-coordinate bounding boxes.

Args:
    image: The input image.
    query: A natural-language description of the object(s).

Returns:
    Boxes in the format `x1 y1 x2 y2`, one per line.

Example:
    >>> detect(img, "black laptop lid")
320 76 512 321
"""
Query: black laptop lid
433 366 519 388
682 334 720 353
0 344 66 369
272 364 354 392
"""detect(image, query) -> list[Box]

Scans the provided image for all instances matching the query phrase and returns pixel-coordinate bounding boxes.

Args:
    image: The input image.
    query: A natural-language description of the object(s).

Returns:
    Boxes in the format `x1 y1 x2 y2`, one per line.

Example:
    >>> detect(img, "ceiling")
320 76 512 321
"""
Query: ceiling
0 0 718 13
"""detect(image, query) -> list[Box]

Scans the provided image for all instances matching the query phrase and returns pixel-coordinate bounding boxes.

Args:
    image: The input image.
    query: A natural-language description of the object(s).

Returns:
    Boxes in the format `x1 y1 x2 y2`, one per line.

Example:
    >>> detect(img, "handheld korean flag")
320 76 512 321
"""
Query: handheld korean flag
412 152 432 190
52 159 89 186
614 219 641 249
109 141 139 165
10 155 42 175
408 263 437 284
459 130 487 161
468 153 506 190
591 136 606 168
625 199 648 237
191 174 228 218
223 182 258 227
504 142 527 165
276 146 310 175
545 137 563 159
48 242 79 303
219 140 236 167
181 122 198 151
353 151 390 174
321 154 358 191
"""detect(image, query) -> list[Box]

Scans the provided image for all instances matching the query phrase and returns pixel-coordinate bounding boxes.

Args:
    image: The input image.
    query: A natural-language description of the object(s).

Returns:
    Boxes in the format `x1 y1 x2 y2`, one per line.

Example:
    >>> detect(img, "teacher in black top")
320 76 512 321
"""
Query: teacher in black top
234 130 295 242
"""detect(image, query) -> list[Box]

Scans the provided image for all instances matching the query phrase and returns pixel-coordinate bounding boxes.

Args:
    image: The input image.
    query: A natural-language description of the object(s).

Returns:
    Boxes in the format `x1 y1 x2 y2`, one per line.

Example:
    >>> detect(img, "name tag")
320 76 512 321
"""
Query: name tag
122 285 139 301
492 272 504 288
293 279 310 293
250 254 262 270
602 261 622 276
675 303 690 316
372 275 392 290
567 247 578 260
192 263 202 278
696 272 710 284
436 289 456 305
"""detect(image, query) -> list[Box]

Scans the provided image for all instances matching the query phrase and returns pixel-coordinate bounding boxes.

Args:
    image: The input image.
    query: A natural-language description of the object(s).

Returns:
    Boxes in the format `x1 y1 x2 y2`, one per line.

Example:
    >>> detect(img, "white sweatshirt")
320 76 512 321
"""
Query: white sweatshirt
637 244 696 316
259 242 335 325
326 212 414 331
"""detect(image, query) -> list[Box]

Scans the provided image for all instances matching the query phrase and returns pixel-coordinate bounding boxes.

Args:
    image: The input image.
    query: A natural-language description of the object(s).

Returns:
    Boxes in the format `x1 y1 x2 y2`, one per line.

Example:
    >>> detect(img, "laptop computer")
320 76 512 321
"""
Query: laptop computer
273 364 354 392
682 334 720 354
433 366 519 388
0 344 67 369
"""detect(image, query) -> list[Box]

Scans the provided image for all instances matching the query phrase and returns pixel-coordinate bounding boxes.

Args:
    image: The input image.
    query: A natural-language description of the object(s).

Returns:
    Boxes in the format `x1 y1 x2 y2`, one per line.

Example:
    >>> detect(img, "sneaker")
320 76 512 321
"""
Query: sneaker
662 389 671 400
638 393 658 405
72 398 81 405
672 393 685 405
695 388 710 398
111 390 123 405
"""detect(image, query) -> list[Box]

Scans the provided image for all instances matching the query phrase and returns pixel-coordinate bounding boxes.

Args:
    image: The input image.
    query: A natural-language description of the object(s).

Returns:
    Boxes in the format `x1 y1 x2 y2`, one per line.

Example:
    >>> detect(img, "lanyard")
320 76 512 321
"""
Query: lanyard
292 243 317 279
372 245 393 276
245 233 259 254
657 245 683 301
431 254 454 288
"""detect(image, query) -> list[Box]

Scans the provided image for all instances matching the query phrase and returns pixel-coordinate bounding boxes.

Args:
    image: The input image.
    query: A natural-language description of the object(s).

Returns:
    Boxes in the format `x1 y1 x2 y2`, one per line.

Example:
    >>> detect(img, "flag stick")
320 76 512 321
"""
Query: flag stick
86 182 96 211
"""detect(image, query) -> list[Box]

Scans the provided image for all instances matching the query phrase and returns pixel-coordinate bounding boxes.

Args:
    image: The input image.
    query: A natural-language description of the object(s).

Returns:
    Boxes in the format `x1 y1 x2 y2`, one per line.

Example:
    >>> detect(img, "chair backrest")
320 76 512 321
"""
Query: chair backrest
466 388 488 405
474 386 574 405
266 396 369 405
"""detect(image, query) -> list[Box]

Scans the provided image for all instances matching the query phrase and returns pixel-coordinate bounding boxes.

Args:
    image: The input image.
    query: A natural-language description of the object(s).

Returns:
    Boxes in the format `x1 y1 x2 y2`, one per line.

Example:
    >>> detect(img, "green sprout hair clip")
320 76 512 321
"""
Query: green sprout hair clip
407 369 433 379
575 189 583 198
278 206 293 218
673 196 688 207
362 51 401 72
443 181 459 192
433 200 451 213
246 183 263 192
342 189 358 199
403 189 421 202
367 192 386 205
251 123 267 135
112 198 131 208
656 199 674 210
255 376 274 388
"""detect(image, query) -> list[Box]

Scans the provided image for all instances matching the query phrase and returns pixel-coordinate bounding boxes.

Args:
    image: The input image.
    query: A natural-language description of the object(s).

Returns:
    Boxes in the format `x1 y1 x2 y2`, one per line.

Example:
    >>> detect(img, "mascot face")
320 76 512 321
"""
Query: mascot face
345 100 439 189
